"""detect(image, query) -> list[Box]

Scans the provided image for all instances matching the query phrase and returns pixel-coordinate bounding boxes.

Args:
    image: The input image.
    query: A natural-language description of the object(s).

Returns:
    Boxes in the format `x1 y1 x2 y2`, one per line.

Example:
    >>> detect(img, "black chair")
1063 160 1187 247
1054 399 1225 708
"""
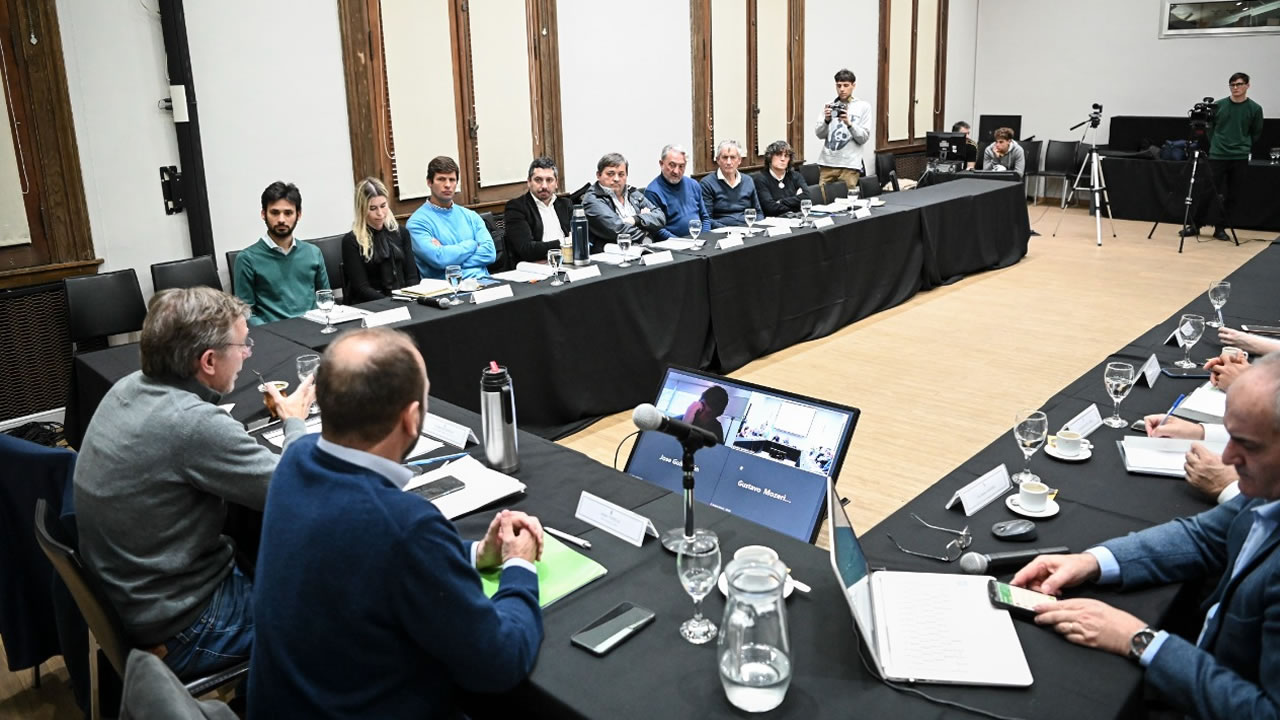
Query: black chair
480 211 512 274
1021 140 1044 204
823 181 848 203
874 153 899 192
857 175 881 198
798 163 820 186
569 183 591 204
1042 140 1081 208
34 499 248 720
63 270 147 353
975 142 988 169
305 235 345 303
805 184 825 204
224 251 241 295
150 256 222 293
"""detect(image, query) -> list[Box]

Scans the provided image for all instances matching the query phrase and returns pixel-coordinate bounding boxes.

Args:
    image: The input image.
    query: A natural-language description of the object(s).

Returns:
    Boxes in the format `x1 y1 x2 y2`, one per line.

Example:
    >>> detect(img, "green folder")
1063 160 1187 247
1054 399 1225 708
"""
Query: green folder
479 534 607 608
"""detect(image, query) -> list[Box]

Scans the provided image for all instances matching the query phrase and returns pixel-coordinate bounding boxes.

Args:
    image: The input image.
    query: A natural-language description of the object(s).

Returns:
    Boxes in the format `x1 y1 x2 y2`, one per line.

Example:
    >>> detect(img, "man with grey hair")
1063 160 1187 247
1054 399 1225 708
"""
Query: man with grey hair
1012 352 1280 718
503 156 572 263
700 139 763 228
582 152 666 253
74 286 314 680
645 144 711 240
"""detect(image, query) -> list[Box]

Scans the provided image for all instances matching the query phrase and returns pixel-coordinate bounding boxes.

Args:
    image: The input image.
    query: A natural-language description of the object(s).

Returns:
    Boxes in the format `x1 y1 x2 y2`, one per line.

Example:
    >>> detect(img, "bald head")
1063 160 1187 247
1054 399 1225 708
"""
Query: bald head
317 328 427 447
1222 353 1280 500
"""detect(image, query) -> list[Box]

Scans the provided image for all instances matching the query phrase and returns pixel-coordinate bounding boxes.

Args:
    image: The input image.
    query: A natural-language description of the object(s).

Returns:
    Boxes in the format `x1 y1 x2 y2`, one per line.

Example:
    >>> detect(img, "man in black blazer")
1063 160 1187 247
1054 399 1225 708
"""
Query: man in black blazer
503 157 572 263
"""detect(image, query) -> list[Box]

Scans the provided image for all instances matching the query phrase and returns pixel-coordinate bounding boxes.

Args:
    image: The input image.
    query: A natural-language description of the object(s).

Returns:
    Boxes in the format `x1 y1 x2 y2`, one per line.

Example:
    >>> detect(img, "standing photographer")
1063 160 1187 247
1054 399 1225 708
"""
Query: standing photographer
1187 72 1264 241
815 69 872 188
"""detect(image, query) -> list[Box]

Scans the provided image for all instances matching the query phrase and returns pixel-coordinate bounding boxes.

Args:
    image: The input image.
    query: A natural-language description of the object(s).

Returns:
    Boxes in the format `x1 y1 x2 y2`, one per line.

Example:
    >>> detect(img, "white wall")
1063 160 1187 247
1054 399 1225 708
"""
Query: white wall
804 0 879 171
973 0 1280 145
944 0 979 130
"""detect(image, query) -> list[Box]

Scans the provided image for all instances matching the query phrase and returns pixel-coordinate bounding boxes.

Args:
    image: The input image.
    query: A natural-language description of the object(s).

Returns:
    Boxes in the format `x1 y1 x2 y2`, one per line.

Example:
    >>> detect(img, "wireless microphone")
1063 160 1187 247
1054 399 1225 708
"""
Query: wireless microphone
958 547 1070 575
631 403 718 449
415 296 451 310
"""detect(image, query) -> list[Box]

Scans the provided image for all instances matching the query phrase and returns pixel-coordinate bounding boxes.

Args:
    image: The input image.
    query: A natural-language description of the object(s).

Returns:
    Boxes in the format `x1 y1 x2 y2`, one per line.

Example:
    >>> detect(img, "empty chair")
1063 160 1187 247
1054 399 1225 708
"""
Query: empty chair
150 256 222 293
224 251 241 295
798 163 820 186
1041 140 1081 208
305 235 345 302
874 153 899 193
64 270 147 353
480 211 512 274
1021 140 1044 204
823 181 848 203
805 184 825 205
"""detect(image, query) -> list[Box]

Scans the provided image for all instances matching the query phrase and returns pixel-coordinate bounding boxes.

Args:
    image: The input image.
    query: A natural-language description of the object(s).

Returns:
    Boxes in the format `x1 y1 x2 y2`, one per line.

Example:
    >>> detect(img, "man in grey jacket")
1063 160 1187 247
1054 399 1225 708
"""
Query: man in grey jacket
814 68 872 187
74 287 314 679
582 152 666 254
982 127 1025 177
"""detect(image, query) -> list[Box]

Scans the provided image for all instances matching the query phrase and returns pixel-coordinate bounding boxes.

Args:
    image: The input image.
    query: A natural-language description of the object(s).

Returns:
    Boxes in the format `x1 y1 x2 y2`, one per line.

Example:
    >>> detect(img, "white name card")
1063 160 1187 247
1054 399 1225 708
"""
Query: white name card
1166 327 1186 348
944 464 1012 517
812 217 835 228
420 412 478 449
641 250 674 266
1061 403 1103 438
767 225 792 237
853 207 872 219
565 265 602 282
576 491 658 547
470 284 514 304
1139 353 1161 388
717 236 745 250
362 306 412 328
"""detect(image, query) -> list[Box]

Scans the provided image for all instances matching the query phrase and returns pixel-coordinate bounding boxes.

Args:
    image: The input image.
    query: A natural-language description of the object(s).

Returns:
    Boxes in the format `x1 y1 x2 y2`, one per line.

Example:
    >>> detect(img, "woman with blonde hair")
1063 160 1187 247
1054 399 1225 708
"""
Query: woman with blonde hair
340 177 420 302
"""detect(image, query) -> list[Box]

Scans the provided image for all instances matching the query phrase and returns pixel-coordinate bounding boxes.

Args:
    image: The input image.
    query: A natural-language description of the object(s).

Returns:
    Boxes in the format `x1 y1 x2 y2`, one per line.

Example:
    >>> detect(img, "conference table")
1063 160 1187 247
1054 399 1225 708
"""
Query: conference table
65 241 1279 719
1101 155 1280 233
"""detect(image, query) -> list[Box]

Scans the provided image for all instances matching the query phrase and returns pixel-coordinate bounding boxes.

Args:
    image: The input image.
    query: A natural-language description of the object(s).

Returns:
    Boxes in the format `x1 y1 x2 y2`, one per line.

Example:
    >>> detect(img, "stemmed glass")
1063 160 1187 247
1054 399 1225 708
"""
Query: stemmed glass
445 265 463 305
1175 314 1206 369
1271 148 1280 165
315 289 336 334
296 354 320 415
744 208 757 233
1102 362 1136 428
618 233 633 268
689 218 704 249
676 529 721 645
547 249 564 287
1012 410 1047 484
800 199 813 226
1207 281 1230 329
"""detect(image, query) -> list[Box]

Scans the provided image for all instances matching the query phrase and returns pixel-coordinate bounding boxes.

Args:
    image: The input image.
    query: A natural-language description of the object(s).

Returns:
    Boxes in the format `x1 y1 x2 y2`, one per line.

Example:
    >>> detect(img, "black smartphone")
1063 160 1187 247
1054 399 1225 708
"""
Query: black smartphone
570 602 656 656
988 580 1055 619
407 475 465 502
1161 366 1210 379
1241 325 1280 337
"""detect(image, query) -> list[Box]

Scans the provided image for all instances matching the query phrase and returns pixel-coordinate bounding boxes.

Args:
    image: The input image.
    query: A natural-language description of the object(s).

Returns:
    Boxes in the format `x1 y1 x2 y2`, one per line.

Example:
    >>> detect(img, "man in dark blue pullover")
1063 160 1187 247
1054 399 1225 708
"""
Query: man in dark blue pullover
701 139 764 228
645 144 711 240
248 327 545 719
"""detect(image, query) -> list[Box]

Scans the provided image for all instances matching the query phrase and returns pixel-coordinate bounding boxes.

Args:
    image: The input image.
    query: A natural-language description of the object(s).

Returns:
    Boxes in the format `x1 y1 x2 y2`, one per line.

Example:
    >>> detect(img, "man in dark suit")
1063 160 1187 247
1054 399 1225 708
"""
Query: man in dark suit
1013 353 1280 719
502 157 572 264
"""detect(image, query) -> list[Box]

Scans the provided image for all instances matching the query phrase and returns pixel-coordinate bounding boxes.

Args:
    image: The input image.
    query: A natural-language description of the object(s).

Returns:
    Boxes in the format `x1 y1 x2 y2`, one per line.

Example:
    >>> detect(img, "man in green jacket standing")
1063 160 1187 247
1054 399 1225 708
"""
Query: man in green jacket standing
1187 72 1264 242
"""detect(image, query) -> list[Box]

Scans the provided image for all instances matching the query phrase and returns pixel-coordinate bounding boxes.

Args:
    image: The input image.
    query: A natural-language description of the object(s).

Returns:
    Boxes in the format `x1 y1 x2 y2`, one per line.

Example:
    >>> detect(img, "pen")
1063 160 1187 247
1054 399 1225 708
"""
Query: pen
409 451 469 466
1156 394 1187 430
545 526 591 550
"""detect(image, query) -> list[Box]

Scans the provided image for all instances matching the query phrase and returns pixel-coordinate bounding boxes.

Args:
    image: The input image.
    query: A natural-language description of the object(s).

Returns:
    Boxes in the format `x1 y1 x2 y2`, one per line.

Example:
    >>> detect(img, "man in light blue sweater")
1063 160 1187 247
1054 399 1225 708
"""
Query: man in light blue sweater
645 144 711 240
406 156 496 280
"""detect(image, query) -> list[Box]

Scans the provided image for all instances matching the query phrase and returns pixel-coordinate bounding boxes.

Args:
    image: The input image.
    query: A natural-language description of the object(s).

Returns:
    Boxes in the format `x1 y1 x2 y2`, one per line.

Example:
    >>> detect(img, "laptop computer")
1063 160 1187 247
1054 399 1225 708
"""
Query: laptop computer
624 366 859 543
827 484 1033 686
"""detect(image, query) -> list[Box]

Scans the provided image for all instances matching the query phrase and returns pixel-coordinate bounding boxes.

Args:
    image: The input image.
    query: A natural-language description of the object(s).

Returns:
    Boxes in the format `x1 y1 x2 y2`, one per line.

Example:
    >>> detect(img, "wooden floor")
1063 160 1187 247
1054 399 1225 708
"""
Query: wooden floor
1 206 1269 719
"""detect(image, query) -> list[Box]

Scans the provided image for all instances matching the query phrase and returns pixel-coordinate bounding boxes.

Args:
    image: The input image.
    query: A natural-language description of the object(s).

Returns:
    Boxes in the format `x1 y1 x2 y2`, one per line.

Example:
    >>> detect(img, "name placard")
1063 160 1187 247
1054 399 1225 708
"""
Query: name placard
1165 327 1185 348
362 306 412 328
853 207 872 219
641 250 674 266
944 464 1012 517
812 217 835 228
1139 353 1161 388
767 225 792 237
717 236 745 250
1061 403 1103 438
565 265 602 282
576 491 658 547
471 284 514 304
421 412 478 449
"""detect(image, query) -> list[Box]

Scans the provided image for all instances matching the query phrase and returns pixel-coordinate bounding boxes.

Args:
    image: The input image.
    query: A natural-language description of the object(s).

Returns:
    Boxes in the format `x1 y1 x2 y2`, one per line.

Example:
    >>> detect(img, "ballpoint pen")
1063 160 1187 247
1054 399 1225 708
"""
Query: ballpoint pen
545 526 591 550
1155 394 1187 430
409 451 469 466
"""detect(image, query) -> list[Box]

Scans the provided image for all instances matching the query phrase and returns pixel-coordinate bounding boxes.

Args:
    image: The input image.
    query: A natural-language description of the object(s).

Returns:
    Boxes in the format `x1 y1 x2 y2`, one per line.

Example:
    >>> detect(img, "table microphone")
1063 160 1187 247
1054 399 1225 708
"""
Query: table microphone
631 403 718 449
958 547 1070 574
415 296 451 310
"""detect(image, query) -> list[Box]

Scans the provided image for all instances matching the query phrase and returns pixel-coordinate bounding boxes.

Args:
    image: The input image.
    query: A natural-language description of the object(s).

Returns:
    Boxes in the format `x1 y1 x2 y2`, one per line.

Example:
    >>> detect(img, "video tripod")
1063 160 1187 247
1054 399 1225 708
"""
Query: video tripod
1147 99 1239 252
1053 103 1117 246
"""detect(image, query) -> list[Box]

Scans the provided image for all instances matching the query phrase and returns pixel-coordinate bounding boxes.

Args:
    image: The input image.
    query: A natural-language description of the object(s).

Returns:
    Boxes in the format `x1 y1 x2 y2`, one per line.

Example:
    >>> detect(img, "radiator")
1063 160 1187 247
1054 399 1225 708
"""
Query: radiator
0 283 71 421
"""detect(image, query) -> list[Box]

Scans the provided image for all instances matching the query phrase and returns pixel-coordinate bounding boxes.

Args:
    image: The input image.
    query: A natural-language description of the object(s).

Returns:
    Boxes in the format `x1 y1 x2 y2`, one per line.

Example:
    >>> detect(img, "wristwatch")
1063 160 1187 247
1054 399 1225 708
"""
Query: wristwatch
1128 626 1156 661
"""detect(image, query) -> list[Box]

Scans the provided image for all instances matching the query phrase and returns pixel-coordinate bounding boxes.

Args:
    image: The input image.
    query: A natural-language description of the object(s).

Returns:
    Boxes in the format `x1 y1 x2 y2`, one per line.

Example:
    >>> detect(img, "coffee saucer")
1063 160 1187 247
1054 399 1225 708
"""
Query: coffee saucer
718 572 795 599
1006 495 1060 518
1045 444 1091 462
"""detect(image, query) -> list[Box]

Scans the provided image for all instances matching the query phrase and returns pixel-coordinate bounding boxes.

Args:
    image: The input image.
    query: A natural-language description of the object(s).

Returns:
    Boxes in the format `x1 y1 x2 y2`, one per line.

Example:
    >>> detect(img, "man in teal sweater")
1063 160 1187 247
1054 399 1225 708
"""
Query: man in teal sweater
407 156 496 280
1192 72 1264 241
233 181 329 325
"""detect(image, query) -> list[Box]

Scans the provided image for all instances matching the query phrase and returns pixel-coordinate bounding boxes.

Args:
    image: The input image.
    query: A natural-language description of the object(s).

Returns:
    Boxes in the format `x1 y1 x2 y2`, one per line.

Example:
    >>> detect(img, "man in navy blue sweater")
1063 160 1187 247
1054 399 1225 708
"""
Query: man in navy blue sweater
248 328 545 719
700 140 764 229
645 144 711 240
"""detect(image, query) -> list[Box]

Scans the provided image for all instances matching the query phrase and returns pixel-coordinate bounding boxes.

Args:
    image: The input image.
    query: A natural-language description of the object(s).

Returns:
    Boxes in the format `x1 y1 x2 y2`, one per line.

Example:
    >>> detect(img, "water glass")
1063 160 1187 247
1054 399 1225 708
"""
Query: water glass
547 248 564 287
1012 410 1047 484
315 289 336 335
445 264 463 305
1175 314 1205 369
1206 281 1230 329
1102 361 1136 428
800 199 812 225
1271 148 1280 165
676 529 721 644
296 354 320 415
744 208 757 232
618 234 633 268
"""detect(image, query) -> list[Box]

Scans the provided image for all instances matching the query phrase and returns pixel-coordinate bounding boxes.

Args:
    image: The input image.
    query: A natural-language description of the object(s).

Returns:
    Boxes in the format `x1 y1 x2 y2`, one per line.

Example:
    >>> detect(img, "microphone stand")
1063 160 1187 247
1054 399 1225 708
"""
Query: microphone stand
661 440 703 552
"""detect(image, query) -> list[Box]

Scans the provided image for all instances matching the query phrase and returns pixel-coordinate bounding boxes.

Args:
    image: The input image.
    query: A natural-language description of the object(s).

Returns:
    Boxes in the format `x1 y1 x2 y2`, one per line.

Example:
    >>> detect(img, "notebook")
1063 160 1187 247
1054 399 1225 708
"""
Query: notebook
827 484 1033 686
1171 382 1226 424
1118 436 1229 477
478 534 607 608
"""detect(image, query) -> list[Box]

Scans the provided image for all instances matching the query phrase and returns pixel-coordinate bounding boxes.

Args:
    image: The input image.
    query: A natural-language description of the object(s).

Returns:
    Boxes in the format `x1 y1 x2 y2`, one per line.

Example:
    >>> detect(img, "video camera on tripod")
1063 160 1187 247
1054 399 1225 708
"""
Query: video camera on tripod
1188 96 1217 148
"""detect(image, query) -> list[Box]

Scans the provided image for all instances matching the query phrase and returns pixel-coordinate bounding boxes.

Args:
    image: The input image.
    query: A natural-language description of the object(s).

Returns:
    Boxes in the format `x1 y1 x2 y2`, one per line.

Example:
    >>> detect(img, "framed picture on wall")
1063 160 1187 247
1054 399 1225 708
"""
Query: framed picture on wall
1160 1 1280 38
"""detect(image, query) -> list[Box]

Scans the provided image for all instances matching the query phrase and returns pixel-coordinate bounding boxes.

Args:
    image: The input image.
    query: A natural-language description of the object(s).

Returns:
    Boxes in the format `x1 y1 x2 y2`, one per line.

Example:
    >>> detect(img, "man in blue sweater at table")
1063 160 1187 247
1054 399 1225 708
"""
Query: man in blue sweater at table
700 139 764 229
406 155 496 280
248 327 545 718
645 144 711 240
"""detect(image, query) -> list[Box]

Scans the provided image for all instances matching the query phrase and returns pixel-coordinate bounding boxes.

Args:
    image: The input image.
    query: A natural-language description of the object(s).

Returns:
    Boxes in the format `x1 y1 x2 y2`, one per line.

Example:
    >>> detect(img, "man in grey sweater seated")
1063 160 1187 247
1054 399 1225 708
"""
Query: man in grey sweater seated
74 287 314 679
983 127 1025 177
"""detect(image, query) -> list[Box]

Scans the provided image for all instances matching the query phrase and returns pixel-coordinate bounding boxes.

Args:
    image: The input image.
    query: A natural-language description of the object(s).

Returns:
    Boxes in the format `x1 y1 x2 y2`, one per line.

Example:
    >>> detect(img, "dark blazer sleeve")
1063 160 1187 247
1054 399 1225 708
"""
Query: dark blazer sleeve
341 232 388 304
554 198 572 235
503 196 556 264
397 227 421 288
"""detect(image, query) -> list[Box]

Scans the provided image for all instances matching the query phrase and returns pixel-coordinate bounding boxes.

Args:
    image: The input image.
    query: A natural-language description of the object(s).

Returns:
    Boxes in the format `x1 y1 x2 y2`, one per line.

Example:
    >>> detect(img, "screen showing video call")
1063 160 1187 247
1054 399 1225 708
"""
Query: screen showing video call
625 369 856 541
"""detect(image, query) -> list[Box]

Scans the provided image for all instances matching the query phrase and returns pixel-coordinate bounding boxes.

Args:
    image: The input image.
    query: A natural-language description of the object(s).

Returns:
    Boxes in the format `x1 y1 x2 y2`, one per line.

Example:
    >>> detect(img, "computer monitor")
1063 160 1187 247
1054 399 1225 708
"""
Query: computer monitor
623 366 860 543
978 114 1022 143
926 132 968 162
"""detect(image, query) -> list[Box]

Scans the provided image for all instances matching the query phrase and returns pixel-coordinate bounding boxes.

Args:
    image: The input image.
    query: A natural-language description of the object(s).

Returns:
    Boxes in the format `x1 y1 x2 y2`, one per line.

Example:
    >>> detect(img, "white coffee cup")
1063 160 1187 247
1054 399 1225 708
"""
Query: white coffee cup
1019 481 1050 513
734 545 780 564
1055 430 1083 457
1222 346 1249 362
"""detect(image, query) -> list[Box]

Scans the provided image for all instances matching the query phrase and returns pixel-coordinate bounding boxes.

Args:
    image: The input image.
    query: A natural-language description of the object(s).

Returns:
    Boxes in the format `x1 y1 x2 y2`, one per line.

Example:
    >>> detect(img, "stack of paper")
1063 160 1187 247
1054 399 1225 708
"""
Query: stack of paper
650 238 696 251
303 305 373 325
490 262 557 282
404 455 526 520
756 217 802 228
1172 382 1226 424
479 534 607 607
1119 436 1228 477
262 417 442 458
396 279 453 298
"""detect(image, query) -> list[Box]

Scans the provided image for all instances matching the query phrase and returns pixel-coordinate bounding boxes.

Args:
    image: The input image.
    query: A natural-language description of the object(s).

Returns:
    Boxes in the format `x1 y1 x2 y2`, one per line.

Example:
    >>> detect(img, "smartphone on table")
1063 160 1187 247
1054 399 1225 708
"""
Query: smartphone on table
988 580 1056 619
570 602 656 656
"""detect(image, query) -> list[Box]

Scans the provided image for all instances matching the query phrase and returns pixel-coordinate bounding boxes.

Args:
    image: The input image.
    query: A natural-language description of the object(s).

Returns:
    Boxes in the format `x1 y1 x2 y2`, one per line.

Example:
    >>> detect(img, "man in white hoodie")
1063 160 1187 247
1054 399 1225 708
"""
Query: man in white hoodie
814 68 872 188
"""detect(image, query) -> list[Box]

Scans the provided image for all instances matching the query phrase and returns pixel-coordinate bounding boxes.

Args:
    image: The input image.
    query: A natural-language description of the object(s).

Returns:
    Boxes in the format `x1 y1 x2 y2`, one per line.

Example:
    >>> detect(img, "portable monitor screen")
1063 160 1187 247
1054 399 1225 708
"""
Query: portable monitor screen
624 367 859 541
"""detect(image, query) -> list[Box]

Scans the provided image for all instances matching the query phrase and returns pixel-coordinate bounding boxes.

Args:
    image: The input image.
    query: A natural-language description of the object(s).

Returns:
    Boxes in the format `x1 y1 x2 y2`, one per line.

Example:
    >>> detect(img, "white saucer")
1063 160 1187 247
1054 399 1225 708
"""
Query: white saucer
717 571 795 599
869 199 886 207
1045 444 1091 462
1006 495 1060 518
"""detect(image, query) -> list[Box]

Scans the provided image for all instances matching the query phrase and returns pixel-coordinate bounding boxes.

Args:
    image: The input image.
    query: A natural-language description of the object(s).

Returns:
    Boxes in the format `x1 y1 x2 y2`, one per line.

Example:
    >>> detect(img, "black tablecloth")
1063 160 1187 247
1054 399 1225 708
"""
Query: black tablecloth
1103 156 1280 232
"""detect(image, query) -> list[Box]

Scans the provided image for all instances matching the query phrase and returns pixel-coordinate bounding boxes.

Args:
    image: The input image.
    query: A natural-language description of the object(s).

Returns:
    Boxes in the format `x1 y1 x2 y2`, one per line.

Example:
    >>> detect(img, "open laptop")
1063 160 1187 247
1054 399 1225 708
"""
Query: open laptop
624 366 858 543
827 484 1033 686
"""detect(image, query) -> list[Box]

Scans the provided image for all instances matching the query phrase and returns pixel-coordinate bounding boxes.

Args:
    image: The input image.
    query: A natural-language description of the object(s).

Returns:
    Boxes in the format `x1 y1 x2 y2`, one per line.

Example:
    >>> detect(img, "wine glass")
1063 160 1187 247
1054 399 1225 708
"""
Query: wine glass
618 233 633 268
800 199 813 226
1012 410 1047 484
688 218 704 249
315 289 336 335
296 354 320 415
445 265 463 305
676 529 721 645
1206 281 1230 329
547 248 564 287
1102 362 1136 428
1271 148 1280 165
1175 314 1206 369
744 208 757 233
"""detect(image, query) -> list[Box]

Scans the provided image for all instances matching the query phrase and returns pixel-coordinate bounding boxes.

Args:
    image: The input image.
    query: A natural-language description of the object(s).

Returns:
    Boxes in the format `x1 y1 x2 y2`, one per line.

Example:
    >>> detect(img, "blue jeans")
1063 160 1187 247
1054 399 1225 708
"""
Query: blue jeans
162 567 254 679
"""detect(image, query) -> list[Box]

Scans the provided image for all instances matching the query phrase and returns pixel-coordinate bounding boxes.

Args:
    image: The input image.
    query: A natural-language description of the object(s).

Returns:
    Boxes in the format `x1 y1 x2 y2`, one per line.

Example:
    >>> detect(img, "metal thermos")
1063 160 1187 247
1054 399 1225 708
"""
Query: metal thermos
571 205 590 266
480 362 519 473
